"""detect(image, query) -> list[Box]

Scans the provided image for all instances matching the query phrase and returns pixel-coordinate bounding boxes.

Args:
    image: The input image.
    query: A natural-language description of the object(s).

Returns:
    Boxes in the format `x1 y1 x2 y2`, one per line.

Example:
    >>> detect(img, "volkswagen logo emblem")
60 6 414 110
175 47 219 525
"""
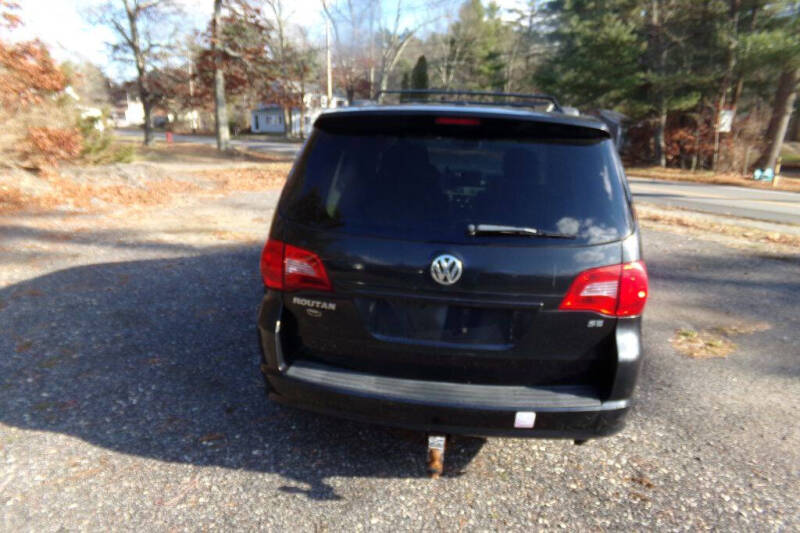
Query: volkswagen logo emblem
430 254 463 286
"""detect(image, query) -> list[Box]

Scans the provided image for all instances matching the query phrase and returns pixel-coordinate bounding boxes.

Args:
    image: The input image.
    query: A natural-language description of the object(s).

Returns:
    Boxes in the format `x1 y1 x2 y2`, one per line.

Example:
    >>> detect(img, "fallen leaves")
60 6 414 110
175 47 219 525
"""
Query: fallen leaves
670 321 772 359
198 432 226 444
14 340 32 353
671 328 736 359
629 475 656 489
211 230 258 242
637 205 800 249
22 127 82 168
1 162 290 214
195 165 291 192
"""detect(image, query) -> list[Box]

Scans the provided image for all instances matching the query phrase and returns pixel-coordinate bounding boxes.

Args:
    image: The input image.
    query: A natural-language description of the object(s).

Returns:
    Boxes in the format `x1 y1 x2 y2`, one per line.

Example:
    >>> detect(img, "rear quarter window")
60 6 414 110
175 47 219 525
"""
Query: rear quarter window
280 122 632 245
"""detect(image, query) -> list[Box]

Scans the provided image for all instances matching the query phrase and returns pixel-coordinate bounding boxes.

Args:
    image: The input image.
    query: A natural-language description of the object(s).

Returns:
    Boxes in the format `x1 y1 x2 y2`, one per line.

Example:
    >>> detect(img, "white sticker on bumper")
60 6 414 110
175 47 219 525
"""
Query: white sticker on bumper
514 411 536 428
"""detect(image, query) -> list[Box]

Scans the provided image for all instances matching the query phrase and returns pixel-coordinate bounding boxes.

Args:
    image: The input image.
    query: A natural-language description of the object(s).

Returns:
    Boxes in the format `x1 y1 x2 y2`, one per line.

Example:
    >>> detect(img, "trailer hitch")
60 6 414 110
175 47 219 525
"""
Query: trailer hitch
427 435 447 478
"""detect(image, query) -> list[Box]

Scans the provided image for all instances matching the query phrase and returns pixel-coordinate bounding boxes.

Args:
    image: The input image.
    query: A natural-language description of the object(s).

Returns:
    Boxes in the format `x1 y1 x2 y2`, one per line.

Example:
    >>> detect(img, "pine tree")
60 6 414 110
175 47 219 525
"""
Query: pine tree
750 1 800 170
533 0 645 112
400 70 410 101
411 55 429 91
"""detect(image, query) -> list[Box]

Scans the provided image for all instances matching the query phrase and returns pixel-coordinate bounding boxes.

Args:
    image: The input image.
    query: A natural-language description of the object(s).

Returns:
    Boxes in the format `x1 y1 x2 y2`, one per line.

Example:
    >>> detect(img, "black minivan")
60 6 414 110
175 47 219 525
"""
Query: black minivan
257 95 648 441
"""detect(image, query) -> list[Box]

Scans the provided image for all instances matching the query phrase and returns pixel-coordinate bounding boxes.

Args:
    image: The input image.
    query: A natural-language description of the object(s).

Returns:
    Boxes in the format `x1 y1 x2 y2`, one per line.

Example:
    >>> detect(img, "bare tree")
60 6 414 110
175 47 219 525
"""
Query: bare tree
430 13 478 90
373 1 414 96
264 0 292 135
290 26 319 140
321 0 372 101
427 0 496 91
322 0 449 100
92 0 182 145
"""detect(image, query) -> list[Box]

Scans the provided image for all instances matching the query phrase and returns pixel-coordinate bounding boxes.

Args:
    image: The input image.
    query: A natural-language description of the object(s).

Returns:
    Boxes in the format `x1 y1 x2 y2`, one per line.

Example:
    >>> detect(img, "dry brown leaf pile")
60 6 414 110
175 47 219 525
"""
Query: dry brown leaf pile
1 164 291 213
670 322 771 359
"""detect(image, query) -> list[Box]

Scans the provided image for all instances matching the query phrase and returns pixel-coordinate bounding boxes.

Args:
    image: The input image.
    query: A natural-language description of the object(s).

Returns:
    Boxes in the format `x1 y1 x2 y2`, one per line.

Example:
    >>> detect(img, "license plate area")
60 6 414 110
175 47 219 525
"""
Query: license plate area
355 297 537 347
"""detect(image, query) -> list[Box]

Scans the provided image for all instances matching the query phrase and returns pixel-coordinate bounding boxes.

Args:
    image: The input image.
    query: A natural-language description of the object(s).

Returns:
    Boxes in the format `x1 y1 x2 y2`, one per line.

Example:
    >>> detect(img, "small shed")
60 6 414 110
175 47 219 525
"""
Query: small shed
251 105 286 134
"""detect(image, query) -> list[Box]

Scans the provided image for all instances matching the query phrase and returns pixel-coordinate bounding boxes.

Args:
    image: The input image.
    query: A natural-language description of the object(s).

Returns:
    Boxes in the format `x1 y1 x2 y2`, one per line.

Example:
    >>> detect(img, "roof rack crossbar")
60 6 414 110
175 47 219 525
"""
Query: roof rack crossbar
402 99 552 110
374 89 563 113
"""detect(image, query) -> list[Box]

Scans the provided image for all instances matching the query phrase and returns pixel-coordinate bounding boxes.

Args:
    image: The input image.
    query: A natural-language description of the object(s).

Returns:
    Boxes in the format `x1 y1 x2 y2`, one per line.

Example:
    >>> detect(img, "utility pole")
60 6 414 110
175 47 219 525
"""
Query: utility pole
188 48 196 133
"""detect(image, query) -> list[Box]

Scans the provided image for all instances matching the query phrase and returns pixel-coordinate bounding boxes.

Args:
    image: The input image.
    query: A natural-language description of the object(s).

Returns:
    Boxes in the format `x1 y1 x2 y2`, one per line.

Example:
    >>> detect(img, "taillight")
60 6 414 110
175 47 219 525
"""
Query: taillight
284 243 331 291
435 117 481 126
616 261 649 316
260 239 284 289
259 239 332 292
559 261 648 317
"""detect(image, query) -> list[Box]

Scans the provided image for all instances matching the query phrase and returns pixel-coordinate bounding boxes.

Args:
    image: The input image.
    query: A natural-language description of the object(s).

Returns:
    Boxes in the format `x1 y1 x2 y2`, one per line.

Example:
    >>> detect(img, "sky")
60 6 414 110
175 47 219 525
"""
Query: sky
15 0 526 81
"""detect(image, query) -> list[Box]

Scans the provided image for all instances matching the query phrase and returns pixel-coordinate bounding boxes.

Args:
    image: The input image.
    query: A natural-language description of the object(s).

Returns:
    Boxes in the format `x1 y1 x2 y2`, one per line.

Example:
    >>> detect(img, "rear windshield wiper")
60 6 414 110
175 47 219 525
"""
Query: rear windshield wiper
467 224 577 239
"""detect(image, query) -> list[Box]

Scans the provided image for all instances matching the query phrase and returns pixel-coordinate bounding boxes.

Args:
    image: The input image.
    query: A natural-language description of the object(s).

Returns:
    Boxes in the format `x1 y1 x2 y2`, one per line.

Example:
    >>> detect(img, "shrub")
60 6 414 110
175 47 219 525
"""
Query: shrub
22 126 82 168
78 115 136 165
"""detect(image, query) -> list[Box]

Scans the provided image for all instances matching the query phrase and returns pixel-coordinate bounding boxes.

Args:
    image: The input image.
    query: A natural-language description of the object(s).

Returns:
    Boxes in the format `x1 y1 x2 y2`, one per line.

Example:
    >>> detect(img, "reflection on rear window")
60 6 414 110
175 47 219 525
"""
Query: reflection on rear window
283 130 632 244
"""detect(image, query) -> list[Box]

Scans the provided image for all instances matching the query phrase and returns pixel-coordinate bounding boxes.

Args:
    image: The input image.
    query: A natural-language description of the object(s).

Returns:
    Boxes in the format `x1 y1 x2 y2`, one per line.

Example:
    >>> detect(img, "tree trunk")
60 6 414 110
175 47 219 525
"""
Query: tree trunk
213 67 229 150
299 80 306 140
283 106 291 137
648 0 668 167
790 108 800 141
757 67 798 170
654 105 667 167
212 0 230 151
690 124 701 171
123 0 150 146
143 101 153 146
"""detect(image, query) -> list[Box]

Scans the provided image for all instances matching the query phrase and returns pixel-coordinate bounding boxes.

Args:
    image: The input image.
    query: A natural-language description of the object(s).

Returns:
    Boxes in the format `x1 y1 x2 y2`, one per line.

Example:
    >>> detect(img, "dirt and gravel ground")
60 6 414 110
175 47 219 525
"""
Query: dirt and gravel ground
1 166 799 530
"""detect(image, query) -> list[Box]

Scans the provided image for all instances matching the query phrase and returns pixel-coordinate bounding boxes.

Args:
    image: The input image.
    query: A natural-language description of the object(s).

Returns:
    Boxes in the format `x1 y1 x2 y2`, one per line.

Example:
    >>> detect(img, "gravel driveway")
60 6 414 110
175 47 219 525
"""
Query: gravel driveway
1 190 798 531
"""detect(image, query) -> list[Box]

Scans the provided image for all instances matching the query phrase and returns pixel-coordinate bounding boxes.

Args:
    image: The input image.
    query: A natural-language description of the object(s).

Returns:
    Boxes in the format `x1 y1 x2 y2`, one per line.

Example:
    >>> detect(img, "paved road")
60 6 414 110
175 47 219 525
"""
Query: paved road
629 177 800 225
116 128 303 157
1 190 798 530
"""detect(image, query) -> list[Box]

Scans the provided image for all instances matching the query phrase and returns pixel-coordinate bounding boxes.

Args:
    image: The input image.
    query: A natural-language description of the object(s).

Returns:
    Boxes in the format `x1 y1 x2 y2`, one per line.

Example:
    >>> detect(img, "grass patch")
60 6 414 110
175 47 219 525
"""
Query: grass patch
670 321 771 359
671 328 736 359
79 120 137 165
781 142 800 166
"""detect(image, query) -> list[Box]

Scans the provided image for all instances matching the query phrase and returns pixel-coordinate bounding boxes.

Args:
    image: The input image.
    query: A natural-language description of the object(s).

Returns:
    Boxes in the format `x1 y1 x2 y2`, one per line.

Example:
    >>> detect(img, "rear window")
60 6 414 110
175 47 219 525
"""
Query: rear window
281 126 632 245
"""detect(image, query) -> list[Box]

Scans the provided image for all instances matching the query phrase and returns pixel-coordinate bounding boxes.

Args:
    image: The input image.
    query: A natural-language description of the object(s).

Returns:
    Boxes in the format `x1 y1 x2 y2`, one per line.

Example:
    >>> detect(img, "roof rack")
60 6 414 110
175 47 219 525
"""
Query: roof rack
374 89 563 113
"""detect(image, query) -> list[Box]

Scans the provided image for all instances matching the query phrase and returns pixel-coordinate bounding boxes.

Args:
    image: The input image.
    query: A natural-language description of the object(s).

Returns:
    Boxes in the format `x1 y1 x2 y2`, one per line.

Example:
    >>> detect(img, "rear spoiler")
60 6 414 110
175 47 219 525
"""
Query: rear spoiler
315 109 611 141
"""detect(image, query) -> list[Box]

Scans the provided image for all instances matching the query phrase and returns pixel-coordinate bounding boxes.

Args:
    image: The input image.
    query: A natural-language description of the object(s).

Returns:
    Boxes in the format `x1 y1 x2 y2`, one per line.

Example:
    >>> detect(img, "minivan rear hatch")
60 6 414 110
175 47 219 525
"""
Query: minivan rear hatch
274 110 633 387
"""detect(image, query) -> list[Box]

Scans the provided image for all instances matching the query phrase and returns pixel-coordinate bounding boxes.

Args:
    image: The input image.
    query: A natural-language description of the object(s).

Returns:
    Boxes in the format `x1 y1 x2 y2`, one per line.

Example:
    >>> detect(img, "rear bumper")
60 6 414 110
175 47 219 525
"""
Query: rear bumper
265 360 629 438
258 292 640 438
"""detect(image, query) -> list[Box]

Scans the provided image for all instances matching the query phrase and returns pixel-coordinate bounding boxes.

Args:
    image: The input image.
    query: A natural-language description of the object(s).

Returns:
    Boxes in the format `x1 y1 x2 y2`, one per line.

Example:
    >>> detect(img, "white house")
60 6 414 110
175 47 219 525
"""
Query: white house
321 94 348 109
251 104 286 134
111 93 145 127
